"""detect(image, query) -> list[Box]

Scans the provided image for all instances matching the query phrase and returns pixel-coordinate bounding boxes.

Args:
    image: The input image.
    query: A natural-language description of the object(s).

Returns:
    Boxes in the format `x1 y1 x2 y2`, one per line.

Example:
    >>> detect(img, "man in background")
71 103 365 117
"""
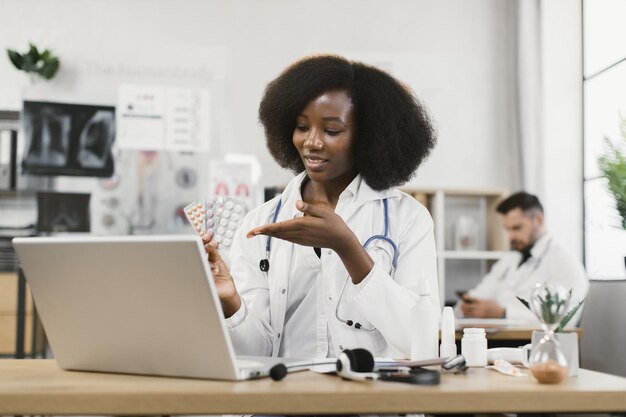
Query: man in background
458 192 589 322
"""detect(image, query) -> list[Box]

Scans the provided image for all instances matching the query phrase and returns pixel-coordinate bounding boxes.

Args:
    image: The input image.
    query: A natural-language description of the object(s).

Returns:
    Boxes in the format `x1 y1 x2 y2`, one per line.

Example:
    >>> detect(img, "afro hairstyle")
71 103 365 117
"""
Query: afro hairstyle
258 54 436 190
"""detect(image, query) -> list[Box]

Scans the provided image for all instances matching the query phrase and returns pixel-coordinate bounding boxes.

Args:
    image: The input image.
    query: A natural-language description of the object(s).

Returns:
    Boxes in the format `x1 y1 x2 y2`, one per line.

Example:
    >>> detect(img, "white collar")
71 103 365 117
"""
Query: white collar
284 171 401 206
530 233 552 258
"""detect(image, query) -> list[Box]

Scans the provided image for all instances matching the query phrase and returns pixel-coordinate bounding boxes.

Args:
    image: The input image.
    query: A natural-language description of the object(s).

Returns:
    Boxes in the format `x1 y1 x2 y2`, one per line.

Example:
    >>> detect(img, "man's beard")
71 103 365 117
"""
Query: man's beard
512 230 541 253
511 240 532 252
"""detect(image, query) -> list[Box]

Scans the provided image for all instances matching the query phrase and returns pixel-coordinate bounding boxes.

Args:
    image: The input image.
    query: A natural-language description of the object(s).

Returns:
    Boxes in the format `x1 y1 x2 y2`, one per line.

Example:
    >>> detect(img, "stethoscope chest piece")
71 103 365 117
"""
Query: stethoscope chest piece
259 259 270 272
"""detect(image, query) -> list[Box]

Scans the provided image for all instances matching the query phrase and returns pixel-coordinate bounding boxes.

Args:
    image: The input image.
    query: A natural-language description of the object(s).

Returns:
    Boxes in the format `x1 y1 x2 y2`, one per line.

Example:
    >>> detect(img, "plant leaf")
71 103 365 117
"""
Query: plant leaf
556 299 584 333
28 43 40 61
21 47 38 72
516 296 530 311
7 49 23 70
39 57 59 79
40 49 51 61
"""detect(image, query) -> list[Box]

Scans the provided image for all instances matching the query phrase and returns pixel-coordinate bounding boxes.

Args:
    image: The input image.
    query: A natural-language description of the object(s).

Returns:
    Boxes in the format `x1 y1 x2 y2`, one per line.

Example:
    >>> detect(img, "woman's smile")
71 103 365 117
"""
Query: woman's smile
303 154 330 171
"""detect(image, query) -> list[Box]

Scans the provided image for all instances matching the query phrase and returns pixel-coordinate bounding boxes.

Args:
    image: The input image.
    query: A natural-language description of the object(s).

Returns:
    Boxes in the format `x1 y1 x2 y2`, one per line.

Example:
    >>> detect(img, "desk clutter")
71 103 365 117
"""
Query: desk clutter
269 347 467 385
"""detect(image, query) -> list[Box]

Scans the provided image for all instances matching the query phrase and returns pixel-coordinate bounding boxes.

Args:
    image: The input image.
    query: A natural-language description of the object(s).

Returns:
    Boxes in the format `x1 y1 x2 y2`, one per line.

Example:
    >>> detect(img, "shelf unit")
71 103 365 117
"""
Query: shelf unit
403 188 508 305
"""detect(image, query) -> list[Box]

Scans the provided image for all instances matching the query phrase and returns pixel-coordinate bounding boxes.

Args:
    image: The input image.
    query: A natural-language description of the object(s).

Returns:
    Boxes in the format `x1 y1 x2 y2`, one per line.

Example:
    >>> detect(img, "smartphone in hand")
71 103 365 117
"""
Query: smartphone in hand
456 290 474 303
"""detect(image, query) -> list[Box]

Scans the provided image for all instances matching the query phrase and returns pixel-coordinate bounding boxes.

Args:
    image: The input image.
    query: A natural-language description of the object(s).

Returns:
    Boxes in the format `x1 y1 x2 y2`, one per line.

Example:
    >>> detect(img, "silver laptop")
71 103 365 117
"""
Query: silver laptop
13 234 317 380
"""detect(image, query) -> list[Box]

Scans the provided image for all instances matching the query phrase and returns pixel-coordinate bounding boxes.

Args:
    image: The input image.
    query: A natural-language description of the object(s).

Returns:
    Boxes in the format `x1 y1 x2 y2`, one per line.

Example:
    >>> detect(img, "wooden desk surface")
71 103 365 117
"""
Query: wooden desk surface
455 327 538 341
455 324 583 341
1 360 625 415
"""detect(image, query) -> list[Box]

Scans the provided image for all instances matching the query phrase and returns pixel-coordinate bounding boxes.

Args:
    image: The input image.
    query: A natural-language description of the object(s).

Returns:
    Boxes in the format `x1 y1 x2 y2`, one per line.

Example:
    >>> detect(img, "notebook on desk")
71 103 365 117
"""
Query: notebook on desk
12 235 316 380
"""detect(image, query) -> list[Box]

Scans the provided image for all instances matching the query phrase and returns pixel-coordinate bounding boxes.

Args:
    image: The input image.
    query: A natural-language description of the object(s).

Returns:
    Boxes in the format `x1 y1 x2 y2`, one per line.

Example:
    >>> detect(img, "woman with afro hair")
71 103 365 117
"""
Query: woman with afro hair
203 55 439 360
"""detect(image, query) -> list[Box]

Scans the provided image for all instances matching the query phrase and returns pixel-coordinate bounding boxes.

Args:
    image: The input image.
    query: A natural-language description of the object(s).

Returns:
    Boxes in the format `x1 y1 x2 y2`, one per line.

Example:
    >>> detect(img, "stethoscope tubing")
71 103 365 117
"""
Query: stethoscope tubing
260 196 398 331
259 198 283 272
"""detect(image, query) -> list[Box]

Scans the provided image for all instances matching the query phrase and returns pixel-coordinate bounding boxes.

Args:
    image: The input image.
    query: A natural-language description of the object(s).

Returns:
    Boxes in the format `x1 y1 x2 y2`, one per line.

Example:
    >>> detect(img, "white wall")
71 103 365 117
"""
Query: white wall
0 0 519 191
0 0 586 259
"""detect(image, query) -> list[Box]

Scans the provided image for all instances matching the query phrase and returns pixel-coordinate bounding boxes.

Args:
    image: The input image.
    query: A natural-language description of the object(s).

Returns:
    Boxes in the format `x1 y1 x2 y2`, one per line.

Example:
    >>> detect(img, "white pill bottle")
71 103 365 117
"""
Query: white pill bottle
461 328 487 367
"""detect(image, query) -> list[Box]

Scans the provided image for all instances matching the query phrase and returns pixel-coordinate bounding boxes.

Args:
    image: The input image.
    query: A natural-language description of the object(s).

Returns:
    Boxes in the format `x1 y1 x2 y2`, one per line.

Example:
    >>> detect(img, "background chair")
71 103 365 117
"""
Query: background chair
580 280 626 377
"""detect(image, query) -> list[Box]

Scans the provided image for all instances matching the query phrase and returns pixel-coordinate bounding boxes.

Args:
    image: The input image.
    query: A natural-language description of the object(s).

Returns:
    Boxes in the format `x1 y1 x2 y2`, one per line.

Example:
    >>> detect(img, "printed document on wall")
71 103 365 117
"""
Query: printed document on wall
116 84 211 152
165 88 211 152
116 85 166 150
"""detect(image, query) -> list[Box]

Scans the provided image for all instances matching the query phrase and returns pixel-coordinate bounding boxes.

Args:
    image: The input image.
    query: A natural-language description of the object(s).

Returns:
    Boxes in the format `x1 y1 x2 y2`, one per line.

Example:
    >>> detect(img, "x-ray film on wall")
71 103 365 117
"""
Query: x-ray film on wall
21 101 115 177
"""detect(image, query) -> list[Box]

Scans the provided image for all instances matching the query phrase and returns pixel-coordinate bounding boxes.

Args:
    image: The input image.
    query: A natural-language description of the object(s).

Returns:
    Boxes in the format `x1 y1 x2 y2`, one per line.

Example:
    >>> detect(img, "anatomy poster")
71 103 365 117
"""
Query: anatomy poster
208 161 253 210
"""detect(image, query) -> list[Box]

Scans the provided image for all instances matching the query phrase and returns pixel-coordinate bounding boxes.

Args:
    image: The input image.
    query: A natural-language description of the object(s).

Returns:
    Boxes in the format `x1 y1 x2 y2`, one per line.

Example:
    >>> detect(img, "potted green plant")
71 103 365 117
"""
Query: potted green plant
598 118 626 273
598 119 626 228
517 290 584 377
6 42 60 82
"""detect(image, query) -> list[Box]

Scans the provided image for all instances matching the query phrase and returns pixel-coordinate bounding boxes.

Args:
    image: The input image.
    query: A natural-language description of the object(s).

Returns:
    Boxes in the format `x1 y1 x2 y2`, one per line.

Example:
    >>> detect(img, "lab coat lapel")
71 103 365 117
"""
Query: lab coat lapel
339 175 401 224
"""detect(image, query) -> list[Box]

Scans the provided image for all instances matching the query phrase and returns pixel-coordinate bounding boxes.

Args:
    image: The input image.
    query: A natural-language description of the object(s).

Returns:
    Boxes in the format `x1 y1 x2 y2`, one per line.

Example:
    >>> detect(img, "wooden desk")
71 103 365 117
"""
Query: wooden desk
455 323 583 342
1 360 625 415
455 327 538 341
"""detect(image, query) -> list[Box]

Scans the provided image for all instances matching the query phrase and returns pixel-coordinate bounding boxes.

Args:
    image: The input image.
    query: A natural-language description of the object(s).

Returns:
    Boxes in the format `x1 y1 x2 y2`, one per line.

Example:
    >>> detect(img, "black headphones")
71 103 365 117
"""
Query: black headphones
336 348 378 380
270 349 378 381
336 348 441 385
270 348 463 383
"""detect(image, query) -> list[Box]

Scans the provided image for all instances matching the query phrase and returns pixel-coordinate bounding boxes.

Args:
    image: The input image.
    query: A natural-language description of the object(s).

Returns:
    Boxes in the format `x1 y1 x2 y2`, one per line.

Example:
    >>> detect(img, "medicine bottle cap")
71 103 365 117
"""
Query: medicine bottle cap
463 327 486 334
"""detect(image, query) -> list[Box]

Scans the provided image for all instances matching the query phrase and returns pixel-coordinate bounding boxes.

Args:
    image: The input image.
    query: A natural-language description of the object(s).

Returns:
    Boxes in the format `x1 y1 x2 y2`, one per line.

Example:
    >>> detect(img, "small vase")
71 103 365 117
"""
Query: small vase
531 330 579 376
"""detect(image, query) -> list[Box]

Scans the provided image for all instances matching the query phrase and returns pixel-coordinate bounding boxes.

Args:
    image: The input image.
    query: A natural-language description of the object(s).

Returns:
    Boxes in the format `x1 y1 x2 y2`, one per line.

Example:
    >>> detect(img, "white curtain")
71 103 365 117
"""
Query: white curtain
514 0 544 196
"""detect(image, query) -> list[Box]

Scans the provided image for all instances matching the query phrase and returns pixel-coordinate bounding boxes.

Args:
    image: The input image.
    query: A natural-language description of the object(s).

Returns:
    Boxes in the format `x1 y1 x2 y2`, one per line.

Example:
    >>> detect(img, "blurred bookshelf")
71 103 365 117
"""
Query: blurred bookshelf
403 188 508 305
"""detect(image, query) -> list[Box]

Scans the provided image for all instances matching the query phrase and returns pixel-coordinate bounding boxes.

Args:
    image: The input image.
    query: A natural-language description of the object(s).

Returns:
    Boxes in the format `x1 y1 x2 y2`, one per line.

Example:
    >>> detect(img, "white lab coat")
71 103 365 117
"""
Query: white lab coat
223 172 440 359
463 234 589 324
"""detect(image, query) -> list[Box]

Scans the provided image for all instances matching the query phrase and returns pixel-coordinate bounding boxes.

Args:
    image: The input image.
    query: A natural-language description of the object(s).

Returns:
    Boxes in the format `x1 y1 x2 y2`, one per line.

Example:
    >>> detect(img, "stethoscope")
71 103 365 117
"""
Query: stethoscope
259 197 283 273
259 197 398 331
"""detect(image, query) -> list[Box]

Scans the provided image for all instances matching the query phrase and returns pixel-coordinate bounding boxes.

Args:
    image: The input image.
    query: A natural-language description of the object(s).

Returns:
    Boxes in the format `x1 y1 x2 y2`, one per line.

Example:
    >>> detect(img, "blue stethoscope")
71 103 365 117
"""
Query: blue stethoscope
259 197 399 331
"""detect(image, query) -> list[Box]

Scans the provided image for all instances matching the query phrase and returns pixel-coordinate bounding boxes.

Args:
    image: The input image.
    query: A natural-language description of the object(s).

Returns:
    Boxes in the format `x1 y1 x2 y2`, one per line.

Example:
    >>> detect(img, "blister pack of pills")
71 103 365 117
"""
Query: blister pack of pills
184 197 247 248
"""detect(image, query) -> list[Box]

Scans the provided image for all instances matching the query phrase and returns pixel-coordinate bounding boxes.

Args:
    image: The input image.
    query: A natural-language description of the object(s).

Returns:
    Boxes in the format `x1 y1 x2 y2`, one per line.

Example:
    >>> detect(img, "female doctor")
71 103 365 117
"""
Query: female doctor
203 55 439 359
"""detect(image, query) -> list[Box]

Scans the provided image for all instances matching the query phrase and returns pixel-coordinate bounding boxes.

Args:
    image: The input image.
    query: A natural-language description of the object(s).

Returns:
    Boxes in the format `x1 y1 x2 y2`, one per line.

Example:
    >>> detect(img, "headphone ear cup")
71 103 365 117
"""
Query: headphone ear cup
341 349 357 371
336 352 350 375
336 349 378 381
349 348 375 372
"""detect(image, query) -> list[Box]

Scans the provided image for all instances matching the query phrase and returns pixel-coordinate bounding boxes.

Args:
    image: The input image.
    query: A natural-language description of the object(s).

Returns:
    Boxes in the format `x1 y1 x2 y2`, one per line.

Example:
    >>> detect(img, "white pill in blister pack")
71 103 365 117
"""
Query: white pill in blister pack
184 197 248 248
